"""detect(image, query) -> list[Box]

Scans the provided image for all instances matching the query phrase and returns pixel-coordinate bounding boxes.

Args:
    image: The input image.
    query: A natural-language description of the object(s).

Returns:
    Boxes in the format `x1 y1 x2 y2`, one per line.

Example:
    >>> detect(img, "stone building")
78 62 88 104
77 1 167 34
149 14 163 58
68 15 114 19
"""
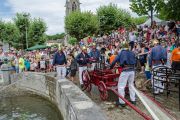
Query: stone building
65 0 81 16
64 0 81 45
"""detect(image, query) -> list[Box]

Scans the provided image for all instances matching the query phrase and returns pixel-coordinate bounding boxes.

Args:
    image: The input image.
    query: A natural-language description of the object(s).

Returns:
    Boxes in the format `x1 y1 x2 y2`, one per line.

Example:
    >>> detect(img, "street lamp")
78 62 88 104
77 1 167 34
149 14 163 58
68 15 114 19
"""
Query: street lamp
23 14 29 49
151 0 154 27
25 26 28 49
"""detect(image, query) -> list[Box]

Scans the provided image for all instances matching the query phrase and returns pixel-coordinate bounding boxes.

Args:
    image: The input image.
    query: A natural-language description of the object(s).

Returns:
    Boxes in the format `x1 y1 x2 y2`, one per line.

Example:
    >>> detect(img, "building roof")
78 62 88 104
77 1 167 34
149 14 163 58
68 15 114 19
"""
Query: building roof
46 39 64 43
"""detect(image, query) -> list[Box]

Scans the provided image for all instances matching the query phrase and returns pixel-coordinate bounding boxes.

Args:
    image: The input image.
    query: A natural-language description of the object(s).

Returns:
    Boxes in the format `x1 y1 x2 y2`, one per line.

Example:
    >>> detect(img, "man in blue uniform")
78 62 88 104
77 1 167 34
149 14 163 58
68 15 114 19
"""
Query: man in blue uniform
76 46 90 87
53 47 67 79
110 42 136 107
149 39 167 94
89 43 101 70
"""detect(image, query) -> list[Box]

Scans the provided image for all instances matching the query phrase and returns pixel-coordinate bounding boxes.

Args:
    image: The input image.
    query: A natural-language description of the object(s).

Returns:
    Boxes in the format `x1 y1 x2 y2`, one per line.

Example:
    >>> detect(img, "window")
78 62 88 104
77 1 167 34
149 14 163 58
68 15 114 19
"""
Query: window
72 2 77 11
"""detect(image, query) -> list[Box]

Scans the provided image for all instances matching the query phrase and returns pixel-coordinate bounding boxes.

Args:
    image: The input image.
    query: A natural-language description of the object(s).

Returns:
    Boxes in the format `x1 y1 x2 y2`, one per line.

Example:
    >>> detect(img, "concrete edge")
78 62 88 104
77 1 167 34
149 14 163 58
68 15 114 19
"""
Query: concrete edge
0 72 107 120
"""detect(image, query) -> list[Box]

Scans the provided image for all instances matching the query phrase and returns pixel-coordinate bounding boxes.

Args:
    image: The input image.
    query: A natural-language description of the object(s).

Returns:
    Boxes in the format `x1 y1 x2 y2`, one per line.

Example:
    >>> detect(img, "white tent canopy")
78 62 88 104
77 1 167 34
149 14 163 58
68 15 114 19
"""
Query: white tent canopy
141 16 163 26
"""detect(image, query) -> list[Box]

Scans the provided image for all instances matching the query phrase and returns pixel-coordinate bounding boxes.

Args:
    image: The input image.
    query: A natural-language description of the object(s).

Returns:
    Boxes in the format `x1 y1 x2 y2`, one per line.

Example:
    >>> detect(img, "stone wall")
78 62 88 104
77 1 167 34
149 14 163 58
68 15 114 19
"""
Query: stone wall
0 72 107 120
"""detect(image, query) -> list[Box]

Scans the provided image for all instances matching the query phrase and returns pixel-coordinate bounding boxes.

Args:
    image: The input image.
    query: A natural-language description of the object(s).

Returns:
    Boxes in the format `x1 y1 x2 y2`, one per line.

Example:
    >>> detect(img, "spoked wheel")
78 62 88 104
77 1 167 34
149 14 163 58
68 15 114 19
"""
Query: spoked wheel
98 81 108 100
82 70 92 92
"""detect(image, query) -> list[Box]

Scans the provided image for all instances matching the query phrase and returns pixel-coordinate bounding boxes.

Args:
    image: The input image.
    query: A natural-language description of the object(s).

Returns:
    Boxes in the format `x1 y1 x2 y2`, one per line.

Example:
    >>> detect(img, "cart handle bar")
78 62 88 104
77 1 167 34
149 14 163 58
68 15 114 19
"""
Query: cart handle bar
109 89 152 120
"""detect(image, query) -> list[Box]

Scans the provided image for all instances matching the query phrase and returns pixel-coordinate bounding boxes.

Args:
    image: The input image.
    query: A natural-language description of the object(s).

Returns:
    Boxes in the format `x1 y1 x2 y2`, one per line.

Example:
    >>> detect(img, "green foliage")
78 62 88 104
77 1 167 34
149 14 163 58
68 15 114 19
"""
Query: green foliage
47 33 65 40
159 0 180 21
13 13 31 49
130 0 164 16
0 20 6 42
65 11 99 40
13 13 47 49
0 20 20 47
97 3 132 34
132 16 148 25
68 37 77 45
51 44 59 48
29 18 47 46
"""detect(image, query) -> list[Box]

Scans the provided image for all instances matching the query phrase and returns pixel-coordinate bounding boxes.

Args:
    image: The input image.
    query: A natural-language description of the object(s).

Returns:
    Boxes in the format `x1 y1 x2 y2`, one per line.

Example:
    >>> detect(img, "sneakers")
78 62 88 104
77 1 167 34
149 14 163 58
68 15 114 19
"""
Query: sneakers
115 100 126 107
153 92 160 95
116 100 136 107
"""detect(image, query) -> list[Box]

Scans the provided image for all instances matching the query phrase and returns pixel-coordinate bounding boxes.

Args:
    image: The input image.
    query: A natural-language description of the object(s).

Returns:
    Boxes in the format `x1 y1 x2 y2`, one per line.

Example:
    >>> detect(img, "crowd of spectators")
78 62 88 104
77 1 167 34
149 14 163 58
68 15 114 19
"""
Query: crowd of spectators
0 21 179 83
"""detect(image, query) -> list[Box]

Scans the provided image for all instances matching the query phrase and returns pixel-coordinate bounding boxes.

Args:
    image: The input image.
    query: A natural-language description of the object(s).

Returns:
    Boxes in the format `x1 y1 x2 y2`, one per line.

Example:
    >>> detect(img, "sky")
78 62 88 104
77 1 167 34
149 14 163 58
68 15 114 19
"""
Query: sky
0 0 134 35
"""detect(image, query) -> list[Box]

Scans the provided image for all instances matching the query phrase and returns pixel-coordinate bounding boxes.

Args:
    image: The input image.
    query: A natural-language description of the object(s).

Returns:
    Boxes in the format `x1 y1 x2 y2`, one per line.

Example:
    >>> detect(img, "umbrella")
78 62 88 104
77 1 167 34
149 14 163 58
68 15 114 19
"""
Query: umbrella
26 44 49 51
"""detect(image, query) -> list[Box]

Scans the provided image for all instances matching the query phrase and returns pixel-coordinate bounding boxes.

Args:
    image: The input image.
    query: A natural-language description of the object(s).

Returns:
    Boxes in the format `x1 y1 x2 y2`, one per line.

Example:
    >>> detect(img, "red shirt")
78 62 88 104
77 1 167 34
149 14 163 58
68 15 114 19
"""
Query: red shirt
87 38 92 44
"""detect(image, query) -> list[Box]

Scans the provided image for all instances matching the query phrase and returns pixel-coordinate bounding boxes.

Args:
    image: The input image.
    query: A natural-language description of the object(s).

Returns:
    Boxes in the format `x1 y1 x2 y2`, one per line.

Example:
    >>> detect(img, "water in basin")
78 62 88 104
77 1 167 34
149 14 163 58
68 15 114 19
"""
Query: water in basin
0 95 63 120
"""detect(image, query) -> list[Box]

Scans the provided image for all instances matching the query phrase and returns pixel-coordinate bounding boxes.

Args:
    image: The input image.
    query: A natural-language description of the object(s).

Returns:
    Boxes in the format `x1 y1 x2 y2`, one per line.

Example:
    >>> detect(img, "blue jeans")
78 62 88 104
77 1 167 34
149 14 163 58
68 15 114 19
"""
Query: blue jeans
15 66 19 73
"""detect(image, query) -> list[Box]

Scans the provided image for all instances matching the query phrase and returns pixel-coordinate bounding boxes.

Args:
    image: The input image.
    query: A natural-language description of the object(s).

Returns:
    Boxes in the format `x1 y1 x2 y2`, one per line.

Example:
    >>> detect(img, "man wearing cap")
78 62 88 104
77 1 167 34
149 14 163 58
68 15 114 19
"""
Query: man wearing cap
110 42 136 107
76 46 90 87
89 43 101 70
53 47 67 79
149 39 167 94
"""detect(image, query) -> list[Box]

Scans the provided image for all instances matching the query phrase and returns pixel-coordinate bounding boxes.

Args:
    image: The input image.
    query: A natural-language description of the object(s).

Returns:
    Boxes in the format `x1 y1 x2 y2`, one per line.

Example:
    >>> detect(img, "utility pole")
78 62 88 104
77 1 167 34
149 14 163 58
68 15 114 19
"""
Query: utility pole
25 26 28 49
23 14 29 49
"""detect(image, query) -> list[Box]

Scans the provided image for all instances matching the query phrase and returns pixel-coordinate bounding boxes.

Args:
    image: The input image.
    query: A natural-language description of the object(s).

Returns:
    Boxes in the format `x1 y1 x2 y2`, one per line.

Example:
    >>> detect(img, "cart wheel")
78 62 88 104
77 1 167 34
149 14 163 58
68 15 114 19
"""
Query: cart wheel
98 81 108 100
82 70 91 92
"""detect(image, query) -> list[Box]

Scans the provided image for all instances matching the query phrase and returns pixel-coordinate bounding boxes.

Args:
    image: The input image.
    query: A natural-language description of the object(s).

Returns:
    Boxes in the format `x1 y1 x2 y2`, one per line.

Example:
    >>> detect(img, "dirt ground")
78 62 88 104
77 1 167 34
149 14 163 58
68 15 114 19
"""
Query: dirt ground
68 72 180 120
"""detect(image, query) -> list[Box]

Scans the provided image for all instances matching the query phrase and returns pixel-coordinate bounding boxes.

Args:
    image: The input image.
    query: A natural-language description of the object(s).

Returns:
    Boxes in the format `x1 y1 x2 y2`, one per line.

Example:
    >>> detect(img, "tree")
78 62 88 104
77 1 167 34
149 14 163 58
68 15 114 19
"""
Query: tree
0 20 20 47
132 16 148 25
68 37 77 45
0 20 6 42
159 0 180 20
14 13 31 49
46 33 65 40
97 3 132 34
65 11 99 40
14 13 48 49
130 0 164 16
3 22 20 47
29 18 47 46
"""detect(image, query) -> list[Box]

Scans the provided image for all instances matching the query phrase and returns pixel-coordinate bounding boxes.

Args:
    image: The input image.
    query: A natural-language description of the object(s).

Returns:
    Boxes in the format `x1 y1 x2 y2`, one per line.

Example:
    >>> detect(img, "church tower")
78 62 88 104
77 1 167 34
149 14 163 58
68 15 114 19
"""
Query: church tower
64 0 81 45
65 0 81 16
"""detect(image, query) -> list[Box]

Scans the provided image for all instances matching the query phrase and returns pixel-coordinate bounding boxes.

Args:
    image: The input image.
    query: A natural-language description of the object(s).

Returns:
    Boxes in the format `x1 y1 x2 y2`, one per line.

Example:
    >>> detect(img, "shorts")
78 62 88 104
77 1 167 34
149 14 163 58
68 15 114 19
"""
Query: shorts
139 57 146 67
140 61 145 67
70 70 76 77
145 71 151 80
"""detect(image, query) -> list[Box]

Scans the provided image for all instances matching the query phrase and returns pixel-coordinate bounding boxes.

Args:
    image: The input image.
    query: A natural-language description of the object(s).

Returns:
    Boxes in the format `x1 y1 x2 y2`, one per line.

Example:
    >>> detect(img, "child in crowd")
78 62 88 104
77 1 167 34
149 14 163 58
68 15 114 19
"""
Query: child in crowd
166 47 171 68
143 55 151 89
69 54 77 82
24 57 30 71
49 55 54 72
106 53 112 65
109 51 118 64
65 56 71 77
30 59 37 72
19 56 25 73
40 57 46 72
